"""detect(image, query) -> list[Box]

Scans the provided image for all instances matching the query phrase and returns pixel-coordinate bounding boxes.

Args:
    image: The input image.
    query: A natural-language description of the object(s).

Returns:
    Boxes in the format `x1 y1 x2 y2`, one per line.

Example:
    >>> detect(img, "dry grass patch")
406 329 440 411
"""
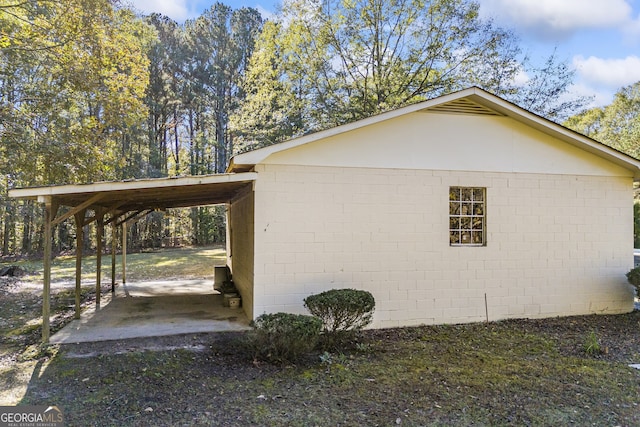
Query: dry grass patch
2 246 639 424
12 314 640 426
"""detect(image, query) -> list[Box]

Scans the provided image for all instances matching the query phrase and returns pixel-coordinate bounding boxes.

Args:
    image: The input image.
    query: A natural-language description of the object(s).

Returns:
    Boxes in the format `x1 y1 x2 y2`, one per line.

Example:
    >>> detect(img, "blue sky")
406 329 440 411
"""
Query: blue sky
129 0 640 109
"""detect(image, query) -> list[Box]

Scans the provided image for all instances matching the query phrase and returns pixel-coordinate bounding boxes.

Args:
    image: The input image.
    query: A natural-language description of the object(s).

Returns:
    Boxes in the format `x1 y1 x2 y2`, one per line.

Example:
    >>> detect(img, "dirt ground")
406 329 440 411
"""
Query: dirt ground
2 275 640 426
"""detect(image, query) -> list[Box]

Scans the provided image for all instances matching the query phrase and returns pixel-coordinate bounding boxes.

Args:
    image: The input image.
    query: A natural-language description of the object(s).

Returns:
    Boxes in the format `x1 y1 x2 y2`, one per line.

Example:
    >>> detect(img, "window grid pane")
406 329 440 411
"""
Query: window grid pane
449 186 485 246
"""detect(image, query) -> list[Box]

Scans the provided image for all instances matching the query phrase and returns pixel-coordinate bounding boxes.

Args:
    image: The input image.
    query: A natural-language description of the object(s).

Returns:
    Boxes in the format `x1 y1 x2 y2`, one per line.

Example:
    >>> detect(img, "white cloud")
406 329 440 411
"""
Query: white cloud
623 12 640 40
127 0 195 22
126 1 277 22
566 82 614 108
573 55 640 89
255 5 276 21
513 68 530 86
479 0 633 39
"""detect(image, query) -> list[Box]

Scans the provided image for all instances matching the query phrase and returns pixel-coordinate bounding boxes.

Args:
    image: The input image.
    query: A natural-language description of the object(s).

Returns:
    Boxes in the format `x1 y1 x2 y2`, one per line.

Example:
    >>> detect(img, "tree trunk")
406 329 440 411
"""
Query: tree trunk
21 203 32 255
173 108 180 173
190 207 198 245
2 201 12 255
215 109 227 173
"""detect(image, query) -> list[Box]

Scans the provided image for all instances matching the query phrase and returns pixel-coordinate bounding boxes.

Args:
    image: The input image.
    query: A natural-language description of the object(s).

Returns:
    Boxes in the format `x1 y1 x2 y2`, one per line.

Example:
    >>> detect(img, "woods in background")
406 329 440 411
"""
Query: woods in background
0 0 636 257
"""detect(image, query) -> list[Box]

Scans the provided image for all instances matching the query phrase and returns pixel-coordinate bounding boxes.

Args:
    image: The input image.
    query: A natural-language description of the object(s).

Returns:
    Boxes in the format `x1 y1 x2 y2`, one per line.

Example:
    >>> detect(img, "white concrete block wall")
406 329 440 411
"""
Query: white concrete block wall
252 164 635 328
228 190 255 319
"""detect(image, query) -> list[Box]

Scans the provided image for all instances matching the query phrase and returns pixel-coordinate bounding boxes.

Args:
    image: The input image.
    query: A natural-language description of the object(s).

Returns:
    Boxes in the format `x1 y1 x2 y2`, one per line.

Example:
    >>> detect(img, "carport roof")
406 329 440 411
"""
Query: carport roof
8 173 257 212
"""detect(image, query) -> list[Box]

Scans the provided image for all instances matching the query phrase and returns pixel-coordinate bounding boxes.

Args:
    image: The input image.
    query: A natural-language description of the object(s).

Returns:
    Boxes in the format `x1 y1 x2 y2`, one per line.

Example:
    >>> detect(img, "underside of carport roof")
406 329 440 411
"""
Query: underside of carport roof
8 173 257 343
11 173 258 211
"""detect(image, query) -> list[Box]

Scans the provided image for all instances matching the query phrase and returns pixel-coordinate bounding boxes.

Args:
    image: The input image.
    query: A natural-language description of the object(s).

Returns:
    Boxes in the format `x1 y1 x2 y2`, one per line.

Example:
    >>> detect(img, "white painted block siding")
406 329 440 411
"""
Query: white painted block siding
230 107 639 328
251 164 635 328
228 190 255 319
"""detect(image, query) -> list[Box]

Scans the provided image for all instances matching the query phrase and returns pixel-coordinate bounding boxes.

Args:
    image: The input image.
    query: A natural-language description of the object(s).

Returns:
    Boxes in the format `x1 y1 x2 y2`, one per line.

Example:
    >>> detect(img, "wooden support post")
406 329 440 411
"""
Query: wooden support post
111 224 116 293
73 211 86 320
96 211 104 307
39 197 58 344
122 221 127 285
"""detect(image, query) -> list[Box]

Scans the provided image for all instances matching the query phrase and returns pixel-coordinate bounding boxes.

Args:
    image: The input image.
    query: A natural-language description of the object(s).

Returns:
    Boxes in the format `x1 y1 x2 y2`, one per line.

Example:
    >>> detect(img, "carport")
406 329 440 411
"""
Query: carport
8 173 257 343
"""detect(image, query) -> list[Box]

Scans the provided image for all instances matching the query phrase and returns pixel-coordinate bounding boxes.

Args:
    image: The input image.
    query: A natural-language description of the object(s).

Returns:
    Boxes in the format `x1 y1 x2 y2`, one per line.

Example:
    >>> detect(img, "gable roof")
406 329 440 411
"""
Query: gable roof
228 87 640 179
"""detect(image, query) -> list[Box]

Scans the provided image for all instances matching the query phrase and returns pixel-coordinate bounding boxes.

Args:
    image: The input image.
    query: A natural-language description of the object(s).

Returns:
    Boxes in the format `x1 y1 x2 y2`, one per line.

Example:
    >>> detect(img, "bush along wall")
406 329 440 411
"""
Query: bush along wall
247 313 322 364
304 288 375 349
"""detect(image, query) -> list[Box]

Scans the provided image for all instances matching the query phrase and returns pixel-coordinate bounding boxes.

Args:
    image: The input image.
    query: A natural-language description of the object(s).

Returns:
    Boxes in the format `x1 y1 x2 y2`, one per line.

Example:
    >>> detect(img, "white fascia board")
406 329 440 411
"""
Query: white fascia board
8 172 258 199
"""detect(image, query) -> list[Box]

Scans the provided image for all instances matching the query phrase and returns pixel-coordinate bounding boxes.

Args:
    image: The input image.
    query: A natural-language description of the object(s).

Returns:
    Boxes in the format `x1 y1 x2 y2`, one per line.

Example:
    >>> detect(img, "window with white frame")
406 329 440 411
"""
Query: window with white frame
449 187 485 246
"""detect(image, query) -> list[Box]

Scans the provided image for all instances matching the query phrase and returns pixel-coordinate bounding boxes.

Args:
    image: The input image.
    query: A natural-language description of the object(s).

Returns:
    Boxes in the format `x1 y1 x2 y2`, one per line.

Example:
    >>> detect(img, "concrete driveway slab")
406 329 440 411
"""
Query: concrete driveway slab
50 279 250 344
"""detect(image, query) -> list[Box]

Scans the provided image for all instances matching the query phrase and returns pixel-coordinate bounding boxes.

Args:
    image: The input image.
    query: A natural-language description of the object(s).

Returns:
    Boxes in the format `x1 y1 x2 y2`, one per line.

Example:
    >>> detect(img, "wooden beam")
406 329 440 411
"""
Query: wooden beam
73 210 86 320
111 224 116 292
122 221 127 285
41 197 58 343
104 206 128 225
115 210 141 227
96 209 104 307
82 216 97 227
51 193 106 227
105 200 127 215
84 201 127 227
114 209 152 227
104 214 124 226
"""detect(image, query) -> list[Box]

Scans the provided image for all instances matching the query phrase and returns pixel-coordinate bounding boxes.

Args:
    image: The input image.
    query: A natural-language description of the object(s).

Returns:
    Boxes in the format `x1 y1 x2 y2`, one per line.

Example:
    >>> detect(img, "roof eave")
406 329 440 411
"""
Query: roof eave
228 87 640 178
8 173 259 211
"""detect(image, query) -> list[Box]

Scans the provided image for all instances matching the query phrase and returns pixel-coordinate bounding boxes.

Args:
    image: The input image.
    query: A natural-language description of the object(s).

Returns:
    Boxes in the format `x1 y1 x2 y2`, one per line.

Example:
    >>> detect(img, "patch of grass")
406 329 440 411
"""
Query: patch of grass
583 330 603 355
3 246 640 424
5 322 40 338
18 344 58 362
15 313 640 426
1 246 227 406
116 247 225 281
12 246 225 283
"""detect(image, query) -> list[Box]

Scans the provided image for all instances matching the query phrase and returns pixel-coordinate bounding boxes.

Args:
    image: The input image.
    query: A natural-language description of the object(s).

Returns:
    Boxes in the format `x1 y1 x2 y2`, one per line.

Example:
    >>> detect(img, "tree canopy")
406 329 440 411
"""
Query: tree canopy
0 0 597 255
0 0 152 187
564 82 640 159
0 0 264 254
230 0 588 151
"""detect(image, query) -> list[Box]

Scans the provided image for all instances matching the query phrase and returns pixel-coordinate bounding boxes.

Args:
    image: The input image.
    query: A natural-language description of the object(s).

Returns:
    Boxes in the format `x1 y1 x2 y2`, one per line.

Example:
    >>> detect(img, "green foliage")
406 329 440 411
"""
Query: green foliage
248 313 322 364
2 3 263 255
304 289 375 338
583 330 602 356
1 0 153 186
565 82 640 159
233 0 586 145
509 50 591 122
191 206 227 245
229 20 305 152
626 266 640 295
181 4 263 174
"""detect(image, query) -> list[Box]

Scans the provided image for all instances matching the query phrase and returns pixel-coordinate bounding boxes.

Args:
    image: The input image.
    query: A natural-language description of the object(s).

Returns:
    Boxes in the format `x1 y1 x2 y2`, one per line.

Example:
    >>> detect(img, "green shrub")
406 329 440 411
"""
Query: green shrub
625 266 640 295
304 288 375 335
248 313 322 364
